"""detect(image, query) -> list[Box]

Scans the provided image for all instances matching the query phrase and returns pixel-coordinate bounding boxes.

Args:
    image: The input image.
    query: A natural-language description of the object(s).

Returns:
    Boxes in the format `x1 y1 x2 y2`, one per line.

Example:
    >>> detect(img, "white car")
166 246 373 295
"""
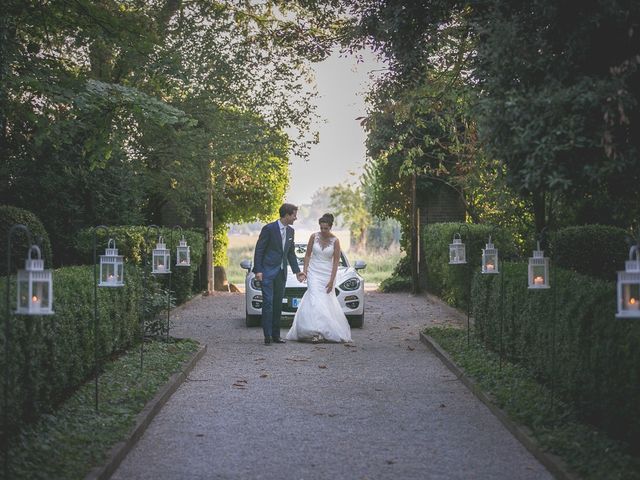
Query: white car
240 243 366 328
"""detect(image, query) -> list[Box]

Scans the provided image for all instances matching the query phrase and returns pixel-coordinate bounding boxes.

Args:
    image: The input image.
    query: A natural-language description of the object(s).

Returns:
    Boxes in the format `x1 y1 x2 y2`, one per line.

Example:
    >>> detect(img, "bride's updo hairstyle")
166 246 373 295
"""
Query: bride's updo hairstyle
318 213 334 227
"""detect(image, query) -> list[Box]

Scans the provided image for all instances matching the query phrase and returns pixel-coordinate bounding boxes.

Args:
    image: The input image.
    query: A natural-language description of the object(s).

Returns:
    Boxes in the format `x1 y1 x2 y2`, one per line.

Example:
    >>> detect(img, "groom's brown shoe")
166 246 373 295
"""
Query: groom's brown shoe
264 336 272 345
273 337 286 344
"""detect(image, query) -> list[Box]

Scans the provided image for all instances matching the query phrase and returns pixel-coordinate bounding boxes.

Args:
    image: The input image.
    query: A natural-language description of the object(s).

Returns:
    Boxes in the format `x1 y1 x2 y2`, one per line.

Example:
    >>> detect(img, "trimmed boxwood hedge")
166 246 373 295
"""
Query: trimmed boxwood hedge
550 224 630 281
0 264 151 437
75 226 205 304
472 263 640 447
424 222 517 309
423 222 640 448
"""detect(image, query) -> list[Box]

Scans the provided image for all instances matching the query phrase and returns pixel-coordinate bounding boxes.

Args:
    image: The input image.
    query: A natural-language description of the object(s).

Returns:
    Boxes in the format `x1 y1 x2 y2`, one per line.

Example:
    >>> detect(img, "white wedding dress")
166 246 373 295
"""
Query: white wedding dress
286 234 352 343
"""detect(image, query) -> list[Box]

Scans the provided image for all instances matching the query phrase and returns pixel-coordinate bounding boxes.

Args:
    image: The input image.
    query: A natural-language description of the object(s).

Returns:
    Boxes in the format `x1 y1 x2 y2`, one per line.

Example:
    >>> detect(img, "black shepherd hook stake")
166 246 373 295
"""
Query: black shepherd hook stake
536 226 556 411
4 224 34 478
458 223 472 347
91 225 110 413
142 225 162 370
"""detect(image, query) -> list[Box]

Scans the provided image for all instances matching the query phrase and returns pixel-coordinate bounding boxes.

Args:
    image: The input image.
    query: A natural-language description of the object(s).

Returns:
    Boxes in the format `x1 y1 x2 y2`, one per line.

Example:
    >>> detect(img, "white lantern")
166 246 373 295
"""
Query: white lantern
176 237 191 267
16 245 54 315
528 241 550 289
449 233 466 264
481 236 499 274
616 245 640 319
99 238 124 287
152 235 171 274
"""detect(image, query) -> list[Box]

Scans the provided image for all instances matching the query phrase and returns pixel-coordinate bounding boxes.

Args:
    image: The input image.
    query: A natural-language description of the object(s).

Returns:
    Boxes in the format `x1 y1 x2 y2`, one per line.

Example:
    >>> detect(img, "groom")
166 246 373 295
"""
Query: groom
253 203 306 345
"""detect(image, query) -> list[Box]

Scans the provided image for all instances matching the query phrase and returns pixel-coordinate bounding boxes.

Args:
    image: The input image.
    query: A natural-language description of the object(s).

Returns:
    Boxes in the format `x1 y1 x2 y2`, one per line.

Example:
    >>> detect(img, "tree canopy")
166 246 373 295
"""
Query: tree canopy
336 0 640 234
1 0 340 263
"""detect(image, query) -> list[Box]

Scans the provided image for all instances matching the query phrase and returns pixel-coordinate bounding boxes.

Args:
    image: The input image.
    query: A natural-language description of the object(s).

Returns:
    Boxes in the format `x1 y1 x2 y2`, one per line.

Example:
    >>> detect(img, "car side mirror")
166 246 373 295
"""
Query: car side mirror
240 259 252 270
354 260 366 270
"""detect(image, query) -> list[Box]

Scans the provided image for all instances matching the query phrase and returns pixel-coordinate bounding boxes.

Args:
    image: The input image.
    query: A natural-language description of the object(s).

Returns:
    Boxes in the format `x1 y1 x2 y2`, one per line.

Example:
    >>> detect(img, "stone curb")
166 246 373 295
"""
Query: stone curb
419 332 579 480
84 343 208 480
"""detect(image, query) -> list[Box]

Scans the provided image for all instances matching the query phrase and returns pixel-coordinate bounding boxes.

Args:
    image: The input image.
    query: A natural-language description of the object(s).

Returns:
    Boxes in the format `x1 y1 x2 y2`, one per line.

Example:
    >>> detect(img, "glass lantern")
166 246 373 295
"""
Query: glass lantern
176 237 191 267
528 241 550 289
481 236 499 274
99 238 124 287
616 245 640 319
449 233 466 265
16 245 54 315
152 236 171 274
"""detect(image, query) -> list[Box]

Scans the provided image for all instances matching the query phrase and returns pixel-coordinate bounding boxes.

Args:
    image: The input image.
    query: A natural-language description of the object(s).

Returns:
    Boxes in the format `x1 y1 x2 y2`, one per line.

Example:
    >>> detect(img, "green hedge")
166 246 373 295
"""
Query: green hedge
424 222 517 309
472 263 640 446
424 222 640 446
0 205 52 274
75 226 205 304
550 224 630 281
0 264 151 436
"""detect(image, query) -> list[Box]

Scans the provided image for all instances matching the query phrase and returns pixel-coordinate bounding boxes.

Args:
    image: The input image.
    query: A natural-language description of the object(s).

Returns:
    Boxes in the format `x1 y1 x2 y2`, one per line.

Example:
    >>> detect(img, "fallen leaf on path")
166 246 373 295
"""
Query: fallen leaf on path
440 403 446 408
386 459 396 465
285 356 309 362
389 326 400 330
259 373 269 378
318 364 327 369
407 345 415 351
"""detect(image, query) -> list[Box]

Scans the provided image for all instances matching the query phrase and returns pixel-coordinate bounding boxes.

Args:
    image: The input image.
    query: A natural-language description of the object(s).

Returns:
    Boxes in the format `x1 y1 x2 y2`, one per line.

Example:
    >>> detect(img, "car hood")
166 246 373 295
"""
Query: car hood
286 266 361 287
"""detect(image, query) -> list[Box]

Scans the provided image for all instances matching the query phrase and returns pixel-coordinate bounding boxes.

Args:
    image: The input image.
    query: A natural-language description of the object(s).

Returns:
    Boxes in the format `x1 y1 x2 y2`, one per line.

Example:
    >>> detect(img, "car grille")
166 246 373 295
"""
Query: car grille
282 287 306 312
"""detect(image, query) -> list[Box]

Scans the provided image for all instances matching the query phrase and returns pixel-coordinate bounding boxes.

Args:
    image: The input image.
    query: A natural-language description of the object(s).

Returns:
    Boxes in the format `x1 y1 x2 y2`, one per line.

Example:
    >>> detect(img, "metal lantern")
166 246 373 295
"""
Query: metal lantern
16 245 54 315
176 237 191 267
528 241 550 289
481 236 499 274
99 238 124 287
449 233 466 265
152 235 171 274
616 245 640 319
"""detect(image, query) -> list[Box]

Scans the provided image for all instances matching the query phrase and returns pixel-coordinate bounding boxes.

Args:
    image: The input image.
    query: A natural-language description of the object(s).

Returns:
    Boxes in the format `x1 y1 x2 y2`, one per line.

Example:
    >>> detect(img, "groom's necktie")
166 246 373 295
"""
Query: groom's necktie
280 226 287 270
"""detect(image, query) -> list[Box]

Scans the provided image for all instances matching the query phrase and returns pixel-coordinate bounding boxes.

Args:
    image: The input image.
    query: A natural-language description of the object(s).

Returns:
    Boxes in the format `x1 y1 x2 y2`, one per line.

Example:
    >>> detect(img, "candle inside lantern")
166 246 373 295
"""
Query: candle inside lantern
157 264 164 270
486 263 494 271
32 295 38 302
533 276 544 285
627 297 640 310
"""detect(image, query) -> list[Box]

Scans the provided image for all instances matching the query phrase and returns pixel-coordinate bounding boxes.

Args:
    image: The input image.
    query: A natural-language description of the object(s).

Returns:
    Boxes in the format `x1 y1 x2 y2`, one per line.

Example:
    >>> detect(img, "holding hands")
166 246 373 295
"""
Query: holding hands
296 272 307 283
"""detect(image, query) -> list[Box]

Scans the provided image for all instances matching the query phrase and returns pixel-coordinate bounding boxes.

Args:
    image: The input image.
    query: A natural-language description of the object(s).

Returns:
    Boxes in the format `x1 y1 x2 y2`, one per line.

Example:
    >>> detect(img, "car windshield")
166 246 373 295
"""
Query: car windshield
294 244 347 267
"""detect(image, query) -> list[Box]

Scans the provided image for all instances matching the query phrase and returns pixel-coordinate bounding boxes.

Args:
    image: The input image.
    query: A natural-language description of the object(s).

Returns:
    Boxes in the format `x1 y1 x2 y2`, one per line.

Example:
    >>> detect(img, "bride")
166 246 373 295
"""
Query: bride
286 213 352 343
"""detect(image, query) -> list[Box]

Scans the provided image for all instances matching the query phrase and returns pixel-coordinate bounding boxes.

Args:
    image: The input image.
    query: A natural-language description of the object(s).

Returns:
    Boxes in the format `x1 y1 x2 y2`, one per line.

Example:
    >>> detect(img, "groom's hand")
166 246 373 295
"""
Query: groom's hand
255 272 263 281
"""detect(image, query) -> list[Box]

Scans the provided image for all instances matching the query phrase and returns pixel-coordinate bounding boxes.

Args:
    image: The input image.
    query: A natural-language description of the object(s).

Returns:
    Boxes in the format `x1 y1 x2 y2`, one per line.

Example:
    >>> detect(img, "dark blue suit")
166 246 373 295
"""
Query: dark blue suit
253 221 300 339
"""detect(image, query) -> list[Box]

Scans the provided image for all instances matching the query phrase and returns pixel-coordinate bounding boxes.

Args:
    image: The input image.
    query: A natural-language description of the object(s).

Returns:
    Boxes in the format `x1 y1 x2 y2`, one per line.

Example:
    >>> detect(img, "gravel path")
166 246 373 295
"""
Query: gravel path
111 290 552 480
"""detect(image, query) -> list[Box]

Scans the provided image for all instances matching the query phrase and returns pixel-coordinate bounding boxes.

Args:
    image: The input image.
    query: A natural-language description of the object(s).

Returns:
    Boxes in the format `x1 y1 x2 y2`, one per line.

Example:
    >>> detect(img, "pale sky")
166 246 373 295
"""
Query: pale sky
285 50 382 206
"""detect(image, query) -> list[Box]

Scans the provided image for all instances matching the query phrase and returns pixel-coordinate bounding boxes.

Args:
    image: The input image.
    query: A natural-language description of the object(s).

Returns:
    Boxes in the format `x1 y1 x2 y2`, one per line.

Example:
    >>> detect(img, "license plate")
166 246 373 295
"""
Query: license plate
291 298 301 308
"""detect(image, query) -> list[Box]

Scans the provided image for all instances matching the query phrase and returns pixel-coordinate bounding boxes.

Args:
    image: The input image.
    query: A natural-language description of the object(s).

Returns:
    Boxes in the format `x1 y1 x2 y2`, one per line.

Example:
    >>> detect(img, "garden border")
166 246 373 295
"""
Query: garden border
84 342 208 480
420 331 578 480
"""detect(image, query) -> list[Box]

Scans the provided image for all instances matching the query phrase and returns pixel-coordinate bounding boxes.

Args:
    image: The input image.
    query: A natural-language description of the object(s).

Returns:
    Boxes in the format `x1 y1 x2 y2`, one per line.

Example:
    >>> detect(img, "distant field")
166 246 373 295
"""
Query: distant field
226 233 404 287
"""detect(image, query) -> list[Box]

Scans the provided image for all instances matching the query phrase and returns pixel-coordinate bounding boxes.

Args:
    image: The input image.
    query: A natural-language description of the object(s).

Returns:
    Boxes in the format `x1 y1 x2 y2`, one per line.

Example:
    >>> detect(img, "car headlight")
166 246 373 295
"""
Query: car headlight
339 277 361 291
251 277 262 289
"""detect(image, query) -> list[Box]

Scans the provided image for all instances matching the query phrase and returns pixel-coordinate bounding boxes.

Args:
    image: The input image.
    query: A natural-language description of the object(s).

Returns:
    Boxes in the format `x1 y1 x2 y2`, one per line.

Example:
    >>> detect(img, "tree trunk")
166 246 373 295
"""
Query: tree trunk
204 180 214 294
532 191 546 235
411 172 421 294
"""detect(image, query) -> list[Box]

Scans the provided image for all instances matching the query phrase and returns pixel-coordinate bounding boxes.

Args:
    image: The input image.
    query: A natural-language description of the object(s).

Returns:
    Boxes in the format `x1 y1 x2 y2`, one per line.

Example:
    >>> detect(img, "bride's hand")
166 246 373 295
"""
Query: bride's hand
325 284 332 293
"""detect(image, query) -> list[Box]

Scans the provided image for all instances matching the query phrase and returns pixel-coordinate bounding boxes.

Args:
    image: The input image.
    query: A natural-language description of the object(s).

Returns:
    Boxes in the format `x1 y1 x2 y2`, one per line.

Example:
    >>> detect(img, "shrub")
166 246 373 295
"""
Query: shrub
0 264 154 437
472 262 640 447
0 205 52 274
424 223 517 310
379 255 412 292
550 224 630 281
75 226 205 304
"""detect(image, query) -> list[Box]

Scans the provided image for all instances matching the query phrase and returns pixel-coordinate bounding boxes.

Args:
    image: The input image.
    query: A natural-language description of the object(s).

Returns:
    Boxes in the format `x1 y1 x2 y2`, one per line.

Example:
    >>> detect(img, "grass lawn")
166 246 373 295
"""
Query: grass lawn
2 338 200 480
424 326 640 480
